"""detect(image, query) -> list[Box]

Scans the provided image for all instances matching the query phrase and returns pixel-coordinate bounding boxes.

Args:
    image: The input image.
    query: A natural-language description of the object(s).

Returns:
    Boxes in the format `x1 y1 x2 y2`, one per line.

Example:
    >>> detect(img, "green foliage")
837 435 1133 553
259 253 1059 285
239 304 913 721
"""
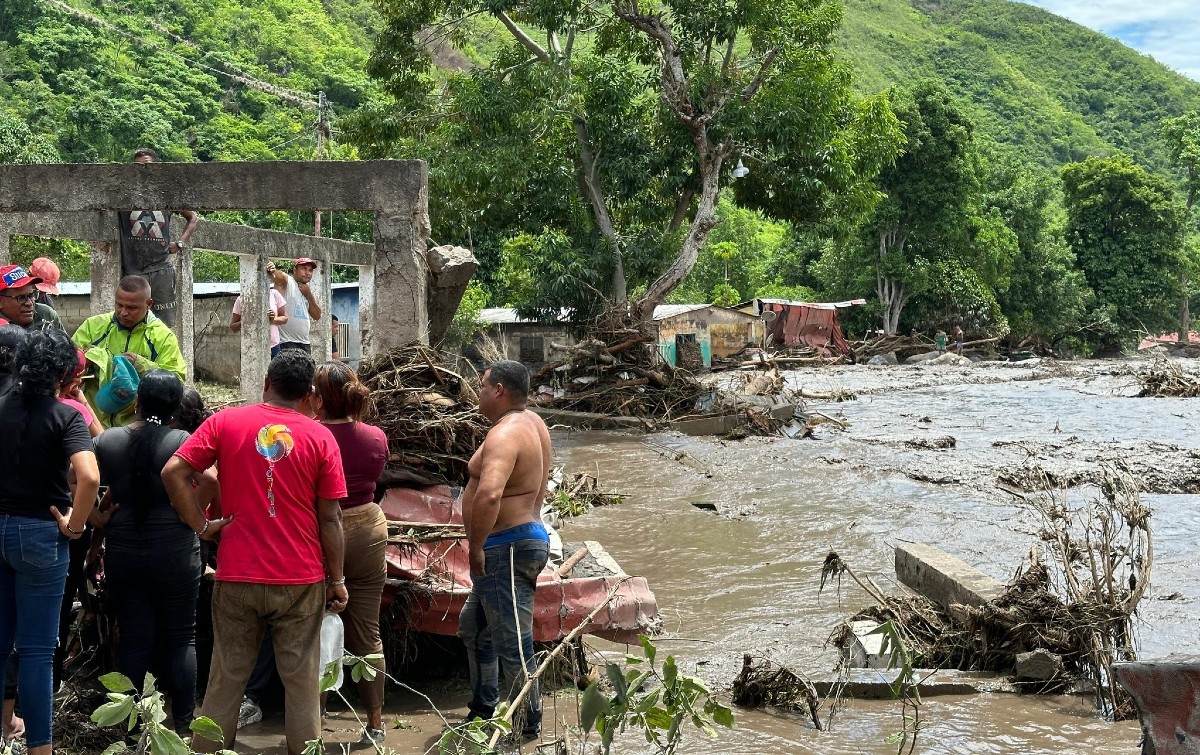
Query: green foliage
443 280 489 348
1062 153 1187 345
90 672 236 755
579 635 734 754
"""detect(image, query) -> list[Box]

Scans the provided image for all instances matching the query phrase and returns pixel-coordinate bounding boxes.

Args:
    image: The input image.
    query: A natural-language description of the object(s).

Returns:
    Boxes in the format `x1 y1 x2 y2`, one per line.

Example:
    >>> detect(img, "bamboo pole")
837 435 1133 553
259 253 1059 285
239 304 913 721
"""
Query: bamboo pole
485 578 630 750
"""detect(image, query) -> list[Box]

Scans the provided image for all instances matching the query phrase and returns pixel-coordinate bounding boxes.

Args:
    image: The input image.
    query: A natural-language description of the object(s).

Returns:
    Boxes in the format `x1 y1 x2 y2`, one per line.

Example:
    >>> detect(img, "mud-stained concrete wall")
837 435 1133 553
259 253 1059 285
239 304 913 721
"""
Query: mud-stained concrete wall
471 323 574 369
656 314 712 367
707 308 763 359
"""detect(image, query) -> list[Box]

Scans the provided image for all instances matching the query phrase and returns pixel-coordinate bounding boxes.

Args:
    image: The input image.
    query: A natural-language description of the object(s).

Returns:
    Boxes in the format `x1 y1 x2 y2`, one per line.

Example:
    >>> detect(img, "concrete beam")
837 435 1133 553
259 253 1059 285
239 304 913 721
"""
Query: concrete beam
191 219 374 267
1113 656 1200 755
811 669 1016 699
895 543 1005 609
0 161 427 213
1 211 115 242
177 246 194 383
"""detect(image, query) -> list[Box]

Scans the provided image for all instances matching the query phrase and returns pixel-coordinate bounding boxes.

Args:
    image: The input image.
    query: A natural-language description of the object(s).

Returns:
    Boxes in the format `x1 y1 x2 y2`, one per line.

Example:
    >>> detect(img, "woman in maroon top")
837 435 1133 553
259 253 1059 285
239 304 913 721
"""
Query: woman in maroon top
313 362 389 743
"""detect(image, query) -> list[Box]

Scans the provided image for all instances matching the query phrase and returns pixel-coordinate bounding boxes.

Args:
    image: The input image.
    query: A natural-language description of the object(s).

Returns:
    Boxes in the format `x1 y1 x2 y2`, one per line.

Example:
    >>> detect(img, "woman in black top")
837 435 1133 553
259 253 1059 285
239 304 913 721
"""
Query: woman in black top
94 371 215 732
0 329 100 755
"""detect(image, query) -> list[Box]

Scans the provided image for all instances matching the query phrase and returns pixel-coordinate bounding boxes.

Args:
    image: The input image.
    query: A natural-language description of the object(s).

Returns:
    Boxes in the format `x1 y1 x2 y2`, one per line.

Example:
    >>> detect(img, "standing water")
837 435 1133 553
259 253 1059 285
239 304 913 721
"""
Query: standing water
552 366 1196 754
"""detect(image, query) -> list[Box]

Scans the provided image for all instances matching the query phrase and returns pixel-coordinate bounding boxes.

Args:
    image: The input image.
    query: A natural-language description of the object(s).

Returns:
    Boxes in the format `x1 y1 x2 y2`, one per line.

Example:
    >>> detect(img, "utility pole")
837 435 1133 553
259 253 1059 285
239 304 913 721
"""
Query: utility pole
314 90 330 237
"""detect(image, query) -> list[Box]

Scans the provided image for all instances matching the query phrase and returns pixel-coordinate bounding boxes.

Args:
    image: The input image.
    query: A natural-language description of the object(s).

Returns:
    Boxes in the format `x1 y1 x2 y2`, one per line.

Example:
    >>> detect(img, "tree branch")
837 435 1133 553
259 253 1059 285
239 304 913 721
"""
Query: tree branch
494 10 551 63
740 49 779 101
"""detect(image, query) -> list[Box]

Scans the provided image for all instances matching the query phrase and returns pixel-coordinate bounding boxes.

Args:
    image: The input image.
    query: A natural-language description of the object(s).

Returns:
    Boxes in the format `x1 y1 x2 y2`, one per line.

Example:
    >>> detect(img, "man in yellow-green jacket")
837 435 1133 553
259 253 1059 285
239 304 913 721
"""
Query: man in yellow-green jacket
72 275 187 427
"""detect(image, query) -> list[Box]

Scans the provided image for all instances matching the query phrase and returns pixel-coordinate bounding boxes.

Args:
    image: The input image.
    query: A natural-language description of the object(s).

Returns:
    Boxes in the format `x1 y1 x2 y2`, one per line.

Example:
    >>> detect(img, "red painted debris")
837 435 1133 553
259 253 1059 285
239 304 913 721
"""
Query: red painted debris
1112 658 1200 754
379 486 661 644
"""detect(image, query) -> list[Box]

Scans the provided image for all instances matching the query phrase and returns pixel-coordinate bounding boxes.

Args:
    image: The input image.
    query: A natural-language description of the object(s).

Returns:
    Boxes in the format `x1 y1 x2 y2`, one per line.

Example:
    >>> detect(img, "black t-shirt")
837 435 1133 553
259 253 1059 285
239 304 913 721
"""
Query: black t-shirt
0 393 93 520
94 425 191 536
118 210 173 273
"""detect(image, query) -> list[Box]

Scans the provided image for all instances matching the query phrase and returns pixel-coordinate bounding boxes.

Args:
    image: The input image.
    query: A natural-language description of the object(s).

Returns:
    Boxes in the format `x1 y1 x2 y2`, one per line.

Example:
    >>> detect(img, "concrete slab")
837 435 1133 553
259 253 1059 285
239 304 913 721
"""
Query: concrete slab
530 407 655 432
812 669 1016 699
848 620 890 670
894 543 1005 609
1113 655 1200 755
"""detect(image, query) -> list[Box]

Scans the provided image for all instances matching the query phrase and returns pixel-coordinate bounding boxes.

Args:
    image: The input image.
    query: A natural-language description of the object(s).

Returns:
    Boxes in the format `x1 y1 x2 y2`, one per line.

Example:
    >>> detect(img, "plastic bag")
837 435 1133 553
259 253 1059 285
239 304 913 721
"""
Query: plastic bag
319 612 345 691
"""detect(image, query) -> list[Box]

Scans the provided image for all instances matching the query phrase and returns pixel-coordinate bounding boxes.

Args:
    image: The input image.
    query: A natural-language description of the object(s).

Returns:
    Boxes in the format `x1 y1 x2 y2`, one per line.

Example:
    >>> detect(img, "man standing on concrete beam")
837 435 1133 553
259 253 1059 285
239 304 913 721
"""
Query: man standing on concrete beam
268 258 321 353
121 147 199 328
72 275 186 427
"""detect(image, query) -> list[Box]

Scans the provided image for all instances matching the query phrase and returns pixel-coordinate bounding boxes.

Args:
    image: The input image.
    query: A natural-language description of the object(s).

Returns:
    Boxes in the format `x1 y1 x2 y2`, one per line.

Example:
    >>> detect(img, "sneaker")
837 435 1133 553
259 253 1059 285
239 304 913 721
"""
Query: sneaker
360 727 386 745
237 697 263 728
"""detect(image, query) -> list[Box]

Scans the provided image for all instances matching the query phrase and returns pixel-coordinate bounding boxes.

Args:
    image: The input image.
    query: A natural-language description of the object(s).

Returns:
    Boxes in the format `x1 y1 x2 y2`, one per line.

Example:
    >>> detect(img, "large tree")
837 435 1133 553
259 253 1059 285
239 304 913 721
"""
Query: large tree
863 81 980 334
356 0 900 320
1061 153 1187 346
1161 112 1200 338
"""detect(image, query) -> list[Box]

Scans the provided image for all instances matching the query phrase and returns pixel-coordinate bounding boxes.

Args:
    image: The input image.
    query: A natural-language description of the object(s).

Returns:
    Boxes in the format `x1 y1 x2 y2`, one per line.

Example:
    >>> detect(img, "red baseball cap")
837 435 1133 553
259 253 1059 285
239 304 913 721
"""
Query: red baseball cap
0 265 42 292
29 258 60 295
295 258 318 268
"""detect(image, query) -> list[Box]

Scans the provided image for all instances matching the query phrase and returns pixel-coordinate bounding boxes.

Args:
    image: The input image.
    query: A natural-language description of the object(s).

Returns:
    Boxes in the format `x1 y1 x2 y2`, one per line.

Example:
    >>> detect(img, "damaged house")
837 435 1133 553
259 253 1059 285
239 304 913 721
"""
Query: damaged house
738 298 865 357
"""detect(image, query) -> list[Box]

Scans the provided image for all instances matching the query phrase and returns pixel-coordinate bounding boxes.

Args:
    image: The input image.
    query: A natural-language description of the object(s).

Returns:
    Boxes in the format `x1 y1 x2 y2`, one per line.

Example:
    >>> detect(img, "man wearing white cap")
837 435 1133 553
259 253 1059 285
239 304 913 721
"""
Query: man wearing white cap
267 258 322 354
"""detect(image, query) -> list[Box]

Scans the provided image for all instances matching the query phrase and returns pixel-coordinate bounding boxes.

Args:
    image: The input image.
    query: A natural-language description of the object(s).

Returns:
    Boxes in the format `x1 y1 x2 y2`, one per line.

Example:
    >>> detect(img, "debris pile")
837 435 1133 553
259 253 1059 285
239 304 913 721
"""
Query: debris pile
827 466 1149 719
531 314 710 419
544 467 624 520
853 334 935 363
359 343 488 487
732 654 825 731
1136 358 1200 397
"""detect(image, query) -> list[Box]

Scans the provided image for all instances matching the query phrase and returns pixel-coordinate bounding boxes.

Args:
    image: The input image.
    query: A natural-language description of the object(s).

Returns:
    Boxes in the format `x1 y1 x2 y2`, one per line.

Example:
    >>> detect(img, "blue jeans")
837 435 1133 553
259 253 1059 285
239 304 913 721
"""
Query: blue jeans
458 539 549 737
0 516 69 748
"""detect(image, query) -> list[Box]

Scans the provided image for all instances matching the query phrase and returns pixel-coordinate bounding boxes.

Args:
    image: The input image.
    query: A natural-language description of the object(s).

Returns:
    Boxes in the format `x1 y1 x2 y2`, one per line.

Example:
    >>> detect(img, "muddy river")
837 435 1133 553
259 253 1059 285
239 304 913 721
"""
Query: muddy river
239 361 1193 754
548 362 1196 754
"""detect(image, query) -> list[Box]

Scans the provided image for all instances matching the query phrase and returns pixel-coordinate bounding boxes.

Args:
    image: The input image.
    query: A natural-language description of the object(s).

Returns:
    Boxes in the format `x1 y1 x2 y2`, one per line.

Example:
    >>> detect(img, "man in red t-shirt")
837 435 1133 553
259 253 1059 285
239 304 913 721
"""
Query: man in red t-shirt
163 352 348 755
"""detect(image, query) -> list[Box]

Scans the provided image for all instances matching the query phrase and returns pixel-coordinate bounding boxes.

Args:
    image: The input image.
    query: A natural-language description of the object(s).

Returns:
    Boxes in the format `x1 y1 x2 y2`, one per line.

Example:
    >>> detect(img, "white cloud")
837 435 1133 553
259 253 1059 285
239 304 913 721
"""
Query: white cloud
1020 0 1200 81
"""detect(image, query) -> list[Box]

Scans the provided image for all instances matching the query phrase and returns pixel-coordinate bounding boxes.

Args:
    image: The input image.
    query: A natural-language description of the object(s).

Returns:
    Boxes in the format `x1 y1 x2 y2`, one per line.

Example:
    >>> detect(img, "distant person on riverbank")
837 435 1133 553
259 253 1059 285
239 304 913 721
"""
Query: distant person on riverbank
459 360 552 743
121 148 199 328
954 324 964 356
268 258 321 353
935 329 947 354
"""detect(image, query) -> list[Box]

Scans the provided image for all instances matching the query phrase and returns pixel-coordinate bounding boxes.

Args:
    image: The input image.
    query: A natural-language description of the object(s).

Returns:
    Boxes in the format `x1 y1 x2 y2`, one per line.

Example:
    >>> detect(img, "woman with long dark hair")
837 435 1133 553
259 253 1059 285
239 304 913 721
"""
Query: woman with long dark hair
94 370 215 732
0 328 100 755
312 361 389 743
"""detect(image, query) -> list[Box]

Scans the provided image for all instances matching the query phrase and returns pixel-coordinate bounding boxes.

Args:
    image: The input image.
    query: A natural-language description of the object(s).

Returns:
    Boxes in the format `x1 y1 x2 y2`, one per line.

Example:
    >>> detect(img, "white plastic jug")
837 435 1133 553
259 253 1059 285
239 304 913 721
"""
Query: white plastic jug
320 612 345 691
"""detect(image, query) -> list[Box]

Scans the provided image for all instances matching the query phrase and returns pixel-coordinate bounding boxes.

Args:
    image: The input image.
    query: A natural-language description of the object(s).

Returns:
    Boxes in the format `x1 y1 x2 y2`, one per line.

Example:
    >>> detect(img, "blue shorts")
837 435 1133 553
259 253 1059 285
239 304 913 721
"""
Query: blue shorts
484 521 550 549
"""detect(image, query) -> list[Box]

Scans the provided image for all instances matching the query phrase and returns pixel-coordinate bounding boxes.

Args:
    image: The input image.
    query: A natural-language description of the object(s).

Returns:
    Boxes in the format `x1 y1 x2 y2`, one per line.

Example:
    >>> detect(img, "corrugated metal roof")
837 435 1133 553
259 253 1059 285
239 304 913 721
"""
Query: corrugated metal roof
652 304 710 320
478 307 525 324
753 298 866 310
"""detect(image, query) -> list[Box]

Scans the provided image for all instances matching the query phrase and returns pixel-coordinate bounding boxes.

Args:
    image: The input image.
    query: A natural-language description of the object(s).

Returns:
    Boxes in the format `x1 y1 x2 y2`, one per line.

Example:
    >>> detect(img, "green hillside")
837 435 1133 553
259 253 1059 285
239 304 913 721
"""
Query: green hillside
840 0 1200 172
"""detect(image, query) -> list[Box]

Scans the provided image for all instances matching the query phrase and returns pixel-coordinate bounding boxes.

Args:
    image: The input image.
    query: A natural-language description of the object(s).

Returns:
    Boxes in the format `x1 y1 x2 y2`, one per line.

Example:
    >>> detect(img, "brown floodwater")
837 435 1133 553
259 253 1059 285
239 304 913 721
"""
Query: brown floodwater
545 365 1198 754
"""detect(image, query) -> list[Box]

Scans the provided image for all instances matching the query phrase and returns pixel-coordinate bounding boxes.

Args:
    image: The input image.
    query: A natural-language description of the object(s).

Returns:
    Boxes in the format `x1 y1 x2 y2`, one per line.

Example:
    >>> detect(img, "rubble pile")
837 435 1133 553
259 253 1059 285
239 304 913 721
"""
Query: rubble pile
359 344 488 487
530 314 710 419
544 467 625 520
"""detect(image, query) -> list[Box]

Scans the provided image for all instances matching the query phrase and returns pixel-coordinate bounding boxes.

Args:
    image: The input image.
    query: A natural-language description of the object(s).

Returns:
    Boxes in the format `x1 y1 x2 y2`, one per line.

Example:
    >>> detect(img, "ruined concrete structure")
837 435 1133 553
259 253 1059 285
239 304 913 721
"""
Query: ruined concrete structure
0 161 476 402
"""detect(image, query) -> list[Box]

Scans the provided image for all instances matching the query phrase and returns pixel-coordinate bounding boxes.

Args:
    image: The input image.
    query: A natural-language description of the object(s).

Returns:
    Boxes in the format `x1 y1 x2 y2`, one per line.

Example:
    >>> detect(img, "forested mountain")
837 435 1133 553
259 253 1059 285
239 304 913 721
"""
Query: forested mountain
840 0 1200 174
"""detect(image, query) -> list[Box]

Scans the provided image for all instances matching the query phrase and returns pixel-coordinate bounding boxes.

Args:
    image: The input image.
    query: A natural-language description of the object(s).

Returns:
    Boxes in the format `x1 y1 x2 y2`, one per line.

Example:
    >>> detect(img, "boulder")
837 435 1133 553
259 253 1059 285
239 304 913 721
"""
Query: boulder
868 352 899 366
1015 649 1064 681
927 353 973 367
906 351 942 364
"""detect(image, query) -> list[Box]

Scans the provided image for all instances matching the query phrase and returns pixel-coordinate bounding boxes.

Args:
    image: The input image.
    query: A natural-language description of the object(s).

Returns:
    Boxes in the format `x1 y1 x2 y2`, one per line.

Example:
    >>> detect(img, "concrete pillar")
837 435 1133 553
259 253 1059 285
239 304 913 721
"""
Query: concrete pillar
0 219 11 265
358 263 375 361
309 251 333 364
238 254 272 405
371 209 428 351
426 245 478 346
177 245 195 383
89 240 121 318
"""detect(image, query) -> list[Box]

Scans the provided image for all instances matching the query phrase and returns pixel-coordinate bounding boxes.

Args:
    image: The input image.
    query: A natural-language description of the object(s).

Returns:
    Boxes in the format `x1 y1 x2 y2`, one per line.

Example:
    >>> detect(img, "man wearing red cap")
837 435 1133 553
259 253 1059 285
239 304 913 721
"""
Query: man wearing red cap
267 258 322 354
0 264 62 332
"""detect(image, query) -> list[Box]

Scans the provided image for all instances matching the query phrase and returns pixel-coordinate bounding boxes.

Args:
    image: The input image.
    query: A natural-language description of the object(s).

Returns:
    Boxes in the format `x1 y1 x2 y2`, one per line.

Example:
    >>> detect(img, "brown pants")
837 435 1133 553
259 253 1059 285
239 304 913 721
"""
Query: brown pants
341 503 388 710
196 581 324 754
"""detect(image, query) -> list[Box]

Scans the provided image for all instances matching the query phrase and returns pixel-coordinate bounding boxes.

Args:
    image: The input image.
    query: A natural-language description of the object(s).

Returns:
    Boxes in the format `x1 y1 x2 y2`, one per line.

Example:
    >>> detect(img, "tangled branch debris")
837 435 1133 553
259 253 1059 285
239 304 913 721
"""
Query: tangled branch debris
732 654 826 731
531 310 710 419
545 467 624 520
1136 358 1200 397
359 344 488 487
828 466 1150 720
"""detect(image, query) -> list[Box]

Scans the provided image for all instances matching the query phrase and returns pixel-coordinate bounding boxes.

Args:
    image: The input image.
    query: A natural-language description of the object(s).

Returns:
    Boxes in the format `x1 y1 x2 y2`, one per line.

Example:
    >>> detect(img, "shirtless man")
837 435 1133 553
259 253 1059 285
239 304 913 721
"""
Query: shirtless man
458 360 551 742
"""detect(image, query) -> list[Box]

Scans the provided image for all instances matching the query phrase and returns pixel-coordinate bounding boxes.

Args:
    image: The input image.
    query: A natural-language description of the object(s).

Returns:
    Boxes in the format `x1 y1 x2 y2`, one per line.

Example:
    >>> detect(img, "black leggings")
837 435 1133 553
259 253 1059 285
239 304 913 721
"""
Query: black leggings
105 530 201 730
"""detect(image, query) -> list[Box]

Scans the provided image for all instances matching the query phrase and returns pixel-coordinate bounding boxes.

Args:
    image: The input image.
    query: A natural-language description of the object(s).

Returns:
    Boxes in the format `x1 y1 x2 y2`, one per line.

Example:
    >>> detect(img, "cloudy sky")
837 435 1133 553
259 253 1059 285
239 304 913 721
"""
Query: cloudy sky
1020 0 1199 81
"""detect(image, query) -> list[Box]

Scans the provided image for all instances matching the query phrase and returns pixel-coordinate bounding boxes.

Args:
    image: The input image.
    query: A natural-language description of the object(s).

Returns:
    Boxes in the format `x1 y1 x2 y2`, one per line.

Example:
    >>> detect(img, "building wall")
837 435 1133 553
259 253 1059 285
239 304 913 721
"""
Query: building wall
706 308 762 358
656 314 712 367
470 323 574 368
